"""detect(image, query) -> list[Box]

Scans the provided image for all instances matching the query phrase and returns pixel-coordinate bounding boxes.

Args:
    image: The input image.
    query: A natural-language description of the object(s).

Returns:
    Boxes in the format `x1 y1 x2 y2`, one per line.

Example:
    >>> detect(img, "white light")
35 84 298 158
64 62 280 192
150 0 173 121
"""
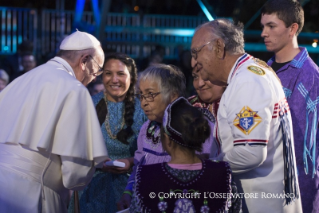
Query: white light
312 42 317 48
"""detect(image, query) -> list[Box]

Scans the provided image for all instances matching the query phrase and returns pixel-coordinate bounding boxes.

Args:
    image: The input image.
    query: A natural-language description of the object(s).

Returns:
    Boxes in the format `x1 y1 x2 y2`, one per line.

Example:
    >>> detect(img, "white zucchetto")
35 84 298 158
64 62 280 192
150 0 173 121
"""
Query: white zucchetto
59 30 100 50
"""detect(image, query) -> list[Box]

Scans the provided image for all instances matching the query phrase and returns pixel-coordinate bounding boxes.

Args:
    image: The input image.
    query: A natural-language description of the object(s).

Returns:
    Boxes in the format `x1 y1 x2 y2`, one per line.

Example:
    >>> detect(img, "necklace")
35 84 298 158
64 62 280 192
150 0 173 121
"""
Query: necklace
146 121 161 145
104 93 125 140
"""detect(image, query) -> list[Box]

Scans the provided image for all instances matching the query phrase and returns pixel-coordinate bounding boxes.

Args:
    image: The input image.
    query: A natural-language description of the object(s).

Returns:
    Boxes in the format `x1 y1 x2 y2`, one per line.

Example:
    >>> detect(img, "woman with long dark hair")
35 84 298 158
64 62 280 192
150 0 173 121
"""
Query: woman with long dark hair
68 53 147 213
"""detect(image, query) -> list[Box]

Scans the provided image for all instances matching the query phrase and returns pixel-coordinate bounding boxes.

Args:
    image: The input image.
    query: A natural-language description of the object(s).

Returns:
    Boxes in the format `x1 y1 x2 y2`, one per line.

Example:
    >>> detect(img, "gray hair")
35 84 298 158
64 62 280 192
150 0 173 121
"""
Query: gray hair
138 64 186 104
196 18 245 55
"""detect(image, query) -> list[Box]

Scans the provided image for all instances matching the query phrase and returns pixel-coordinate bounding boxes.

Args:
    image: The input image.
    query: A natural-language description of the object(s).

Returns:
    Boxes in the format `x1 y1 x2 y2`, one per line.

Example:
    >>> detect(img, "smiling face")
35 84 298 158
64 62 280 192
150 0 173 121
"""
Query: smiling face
103 59 131 102
192 68 225 103
261 13 291 54
138 79 169 123
191 27 223 86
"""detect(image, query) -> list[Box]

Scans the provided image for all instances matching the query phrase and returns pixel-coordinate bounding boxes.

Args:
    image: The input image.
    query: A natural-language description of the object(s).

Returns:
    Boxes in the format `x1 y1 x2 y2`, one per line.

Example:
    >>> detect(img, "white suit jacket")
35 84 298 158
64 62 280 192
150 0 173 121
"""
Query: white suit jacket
212 54 302 213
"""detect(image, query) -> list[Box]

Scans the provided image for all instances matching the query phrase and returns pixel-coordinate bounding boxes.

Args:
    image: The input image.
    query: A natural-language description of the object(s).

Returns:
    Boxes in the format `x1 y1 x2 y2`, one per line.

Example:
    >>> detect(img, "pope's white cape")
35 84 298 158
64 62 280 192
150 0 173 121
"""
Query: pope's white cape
0 56 108 165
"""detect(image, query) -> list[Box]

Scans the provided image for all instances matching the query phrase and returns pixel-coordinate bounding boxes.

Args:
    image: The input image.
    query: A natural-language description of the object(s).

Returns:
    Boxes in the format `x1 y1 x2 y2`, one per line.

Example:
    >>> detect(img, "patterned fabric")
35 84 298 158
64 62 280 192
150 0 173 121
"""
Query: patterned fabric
268 47 319 213
188 95 210 109
125 119 214 192
146 121 161 145
187 95 220 123
165 163 200 183
68 92 147 213
283 87 292 99
130 160 240 213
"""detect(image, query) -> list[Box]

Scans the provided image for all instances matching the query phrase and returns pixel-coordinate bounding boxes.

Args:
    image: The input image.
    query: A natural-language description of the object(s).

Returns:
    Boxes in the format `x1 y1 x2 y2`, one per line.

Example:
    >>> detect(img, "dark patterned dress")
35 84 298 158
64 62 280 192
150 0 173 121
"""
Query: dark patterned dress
130 160 241 212
68 92 147 213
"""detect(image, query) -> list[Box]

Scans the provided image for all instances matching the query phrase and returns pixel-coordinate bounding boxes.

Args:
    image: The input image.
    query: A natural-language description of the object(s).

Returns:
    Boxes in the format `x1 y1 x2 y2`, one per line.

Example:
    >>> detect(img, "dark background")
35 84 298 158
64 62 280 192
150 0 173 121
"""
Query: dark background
1 0 318 32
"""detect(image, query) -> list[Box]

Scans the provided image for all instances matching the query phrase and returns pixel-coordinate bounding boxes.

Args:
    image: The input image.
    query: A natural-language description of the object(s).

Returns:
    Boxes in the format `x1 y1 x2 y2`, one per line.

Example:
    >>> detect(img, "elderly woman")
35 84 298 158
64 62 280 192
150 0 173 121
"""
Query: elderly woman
188 67 226 157
117 64 214 210
188 66 225 122
68 53 147 213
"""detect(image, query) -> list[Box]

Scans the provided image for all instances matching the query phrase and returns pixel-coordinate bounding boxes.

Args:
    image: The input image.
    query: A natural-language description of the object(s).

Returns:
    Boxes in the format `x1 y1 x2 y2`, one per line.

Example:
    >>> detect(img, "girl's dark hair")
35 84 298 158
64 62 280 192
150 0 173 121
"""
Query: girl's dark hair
166 100 210 152
97 52 138 144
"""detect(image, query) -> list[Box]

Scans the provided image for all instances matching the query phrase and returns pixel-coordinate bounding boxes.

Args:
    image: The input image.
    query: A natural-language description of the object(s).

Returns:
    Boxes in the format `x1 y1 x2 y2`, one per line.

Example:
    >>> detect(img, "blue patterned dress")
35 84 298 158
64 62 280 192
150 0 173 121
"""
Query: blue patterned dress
68 92 147 213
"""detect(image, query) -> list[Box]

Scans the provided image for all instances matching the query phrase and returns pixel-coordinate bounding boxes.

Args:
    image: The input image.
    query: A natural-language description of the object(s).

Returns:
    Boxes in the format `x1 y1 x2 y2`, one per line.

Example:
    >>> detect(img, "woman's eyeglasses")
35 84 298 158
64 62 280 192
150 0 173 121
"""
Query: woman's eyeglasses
134 92 161 102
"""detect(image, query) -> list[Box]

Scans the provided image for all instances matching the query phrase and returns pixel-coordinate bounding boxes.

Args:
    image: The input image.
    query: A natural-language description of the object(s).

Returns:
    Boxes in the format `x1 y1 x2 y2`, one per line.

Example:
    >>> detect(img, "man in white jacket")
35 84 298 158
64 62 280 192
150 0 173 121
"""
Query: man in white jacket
0 30 109 213
191 19 302 213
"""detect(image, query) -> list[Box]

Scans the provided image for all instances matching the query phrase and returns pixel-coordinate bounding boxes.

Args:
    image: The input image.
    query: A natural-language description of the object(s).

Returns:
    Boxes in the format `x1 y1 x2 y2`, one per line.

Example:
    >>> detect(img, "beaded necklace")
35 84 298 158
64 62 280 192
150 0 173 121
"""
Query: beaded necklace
104 93 125 140
146 121 161 145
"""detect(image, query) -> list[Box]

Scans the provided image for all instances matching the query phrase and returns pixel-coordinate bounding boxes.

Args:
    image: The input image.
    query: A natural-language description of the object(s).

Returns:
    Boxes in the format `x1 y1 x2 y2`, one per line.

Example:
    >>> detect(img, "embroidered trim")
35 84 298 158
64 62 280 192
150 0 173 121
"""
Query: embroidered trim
230 53 251 80
163 97 196 148
234 139 268 146
143 147 169 156
161 160 207 187
278 99 299 203
198 108 215 123
272 98 290 118
146 121 161 145
134 164 145 212
135 160 232 212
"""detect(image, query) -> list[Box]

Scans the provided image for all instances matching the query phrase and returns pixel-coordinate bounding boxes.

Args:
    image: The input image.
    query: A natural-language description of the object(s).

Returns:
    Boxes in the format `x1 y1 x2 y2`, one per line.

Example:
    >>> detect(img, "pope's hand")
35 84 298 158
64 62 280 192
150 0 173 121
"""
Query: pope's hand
101 158 132 174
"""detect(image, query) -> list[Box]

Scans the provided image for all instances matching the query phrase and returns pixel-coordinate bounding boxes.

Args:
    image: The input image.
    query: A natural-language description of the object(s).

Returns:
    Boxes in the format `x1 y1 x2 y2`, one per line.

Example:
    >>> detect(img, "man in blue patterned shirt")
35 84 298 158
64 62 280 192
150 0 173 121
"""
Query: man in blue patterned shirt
261 0 319 212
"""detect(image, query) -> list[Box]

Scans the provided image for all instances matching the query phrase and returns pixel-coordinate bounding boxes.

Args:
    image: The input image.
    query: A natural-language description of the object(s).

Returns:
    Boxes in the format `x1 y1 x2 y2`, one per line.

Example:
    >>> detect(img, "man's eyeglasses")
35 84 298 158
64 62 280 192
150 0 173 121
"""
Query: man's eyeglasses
191 39 216 60
88 55 104 76
135 92 161 102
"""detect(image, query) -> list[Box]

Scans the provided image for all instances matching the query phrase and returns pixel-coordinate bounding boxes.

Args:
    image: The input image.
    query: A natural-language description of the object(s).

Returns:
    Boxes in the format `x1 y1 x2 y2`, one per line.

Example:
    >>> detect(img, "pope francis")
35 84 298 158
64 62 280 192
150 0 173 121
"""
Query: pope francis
0 30 109 213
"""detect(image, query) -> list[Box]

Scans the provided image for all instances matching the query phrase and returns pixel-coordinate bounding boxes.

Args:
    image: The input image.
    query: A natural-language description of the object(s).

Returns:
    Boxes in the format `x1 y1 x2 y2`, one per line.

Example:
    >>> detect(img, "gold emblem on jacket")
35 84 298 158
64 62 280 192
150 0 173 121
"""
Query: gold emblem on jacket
233 106 262 135
247 66 265 76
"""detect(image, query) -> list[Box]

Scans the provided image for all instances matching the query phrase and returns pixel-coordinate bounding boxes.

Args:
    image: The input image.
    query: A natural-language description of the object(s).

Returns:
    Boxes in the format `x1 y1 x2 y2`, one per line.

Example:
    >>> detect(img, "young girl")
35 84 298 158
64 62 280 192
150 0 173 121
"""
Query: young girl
130 97 241 212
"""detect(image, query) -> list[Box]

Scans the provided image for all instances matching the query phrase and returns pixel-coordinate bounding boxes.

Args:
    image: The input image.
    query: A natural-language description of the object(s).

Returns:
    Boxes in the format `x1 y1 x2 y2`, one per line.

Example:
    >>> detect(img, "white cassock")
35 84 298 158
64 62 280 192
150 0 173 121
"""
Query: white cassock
211 54 303 213
0 57 108 213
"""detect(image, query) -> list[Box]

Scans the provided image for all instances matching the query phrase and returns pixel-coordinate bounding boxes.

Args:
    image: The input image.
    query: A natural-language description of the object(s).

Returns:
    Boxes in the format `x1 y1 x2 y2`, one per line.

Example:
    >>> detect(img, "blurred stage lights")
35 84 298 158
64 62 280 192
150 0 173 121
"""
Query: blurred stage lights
312 39 318 48
134 6 139 12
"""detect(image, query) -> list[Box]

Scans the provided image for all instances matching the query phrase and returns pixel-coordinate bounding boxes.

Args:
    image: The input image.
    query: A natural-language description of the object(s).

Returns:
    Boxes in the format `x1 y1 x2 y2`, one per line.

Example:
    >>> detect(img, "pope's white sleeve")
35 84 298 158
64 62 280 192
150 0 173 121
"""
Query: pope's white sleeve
221 75 274 174
60 156 95 190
